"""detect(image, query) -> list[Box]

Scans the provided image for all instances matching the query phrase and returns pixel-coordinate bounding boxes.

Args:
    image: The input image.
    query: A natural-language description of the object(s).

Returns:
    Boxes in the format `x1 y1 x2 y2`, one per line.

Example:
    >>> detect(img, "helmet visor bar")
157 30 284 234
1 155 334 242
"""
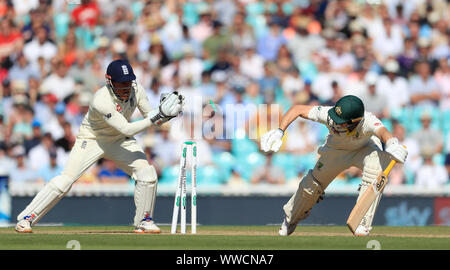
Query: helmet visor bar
327 115 363 134
106 76 135 101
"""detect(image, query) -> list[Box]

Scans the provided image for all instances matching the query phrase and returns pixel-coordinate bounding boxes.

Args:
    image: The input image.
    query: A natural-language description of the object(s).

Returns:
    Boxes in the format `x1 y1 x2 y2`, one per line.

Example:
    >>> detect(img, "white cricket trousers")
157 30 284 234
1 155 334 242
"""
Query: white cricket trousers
17 137 158 226
283 141 392 226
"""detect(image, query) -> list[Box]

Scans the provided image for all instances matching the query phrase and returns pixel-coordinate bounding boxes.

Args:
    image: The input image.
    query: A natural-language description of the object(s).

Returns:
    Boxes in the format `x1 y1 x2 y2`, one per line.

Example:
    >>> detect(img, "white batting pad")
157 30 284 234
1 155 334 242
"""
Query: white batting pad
17 177 70 225
134 180 157 226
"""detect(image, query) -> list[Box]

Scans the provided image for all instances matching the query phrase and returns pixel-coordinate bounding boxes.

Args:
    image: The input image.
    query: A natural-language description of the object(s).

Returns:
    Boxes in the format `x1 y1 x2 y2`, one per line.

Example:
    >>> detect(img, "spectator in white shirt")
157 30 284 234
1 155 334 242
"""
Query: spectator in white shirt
28 132 67 171
23 26 57 67
40 60 75 102
153 124 178 168
284 119 318 155
372 17 404 64
389 121 421 185
383 0 421 21
312 58 343 104
429 18 449 61
281 67 304 99
376 60 410 114
239 45 265 80
178 46 204 86
8 53 40 86
44 103 66 142
415 146 448 189
160 54 181 88
9 145 36 183
434 58 450 111
356 4 384 40
360 73 389 119
328 35 356 75
189 8 213 43
287 23 325 63
412 112 444 154
409 60 441 107
146 78 164 110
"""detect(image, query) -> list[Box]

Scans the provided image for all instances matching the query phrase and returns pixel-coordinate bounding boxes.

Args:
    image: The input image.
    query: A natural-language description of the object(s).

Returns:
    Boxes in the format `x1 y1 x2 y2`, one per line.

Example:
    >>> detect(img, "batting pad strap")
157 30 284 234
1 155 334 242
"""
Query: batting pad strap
361 166 380 184
362 152 382 185
132 164 157 183
134 180 157 226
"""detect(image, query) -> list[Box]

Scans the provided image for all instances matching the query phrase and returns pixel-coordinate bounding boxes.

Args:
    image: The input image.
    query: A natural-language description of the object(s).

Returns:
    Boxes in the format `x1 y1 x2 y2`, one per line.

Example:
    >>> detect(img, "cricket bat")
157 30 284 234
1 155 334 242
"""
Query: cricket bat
347 159 397 234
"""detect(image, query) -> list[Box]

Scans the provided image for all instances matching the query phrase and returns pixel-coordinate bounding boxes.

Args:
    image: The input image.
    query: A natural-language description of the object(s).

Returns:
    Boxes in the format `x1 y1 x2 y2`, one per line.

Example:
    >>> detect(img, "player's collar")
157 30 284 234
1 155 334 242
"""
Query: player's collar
345 118 364 136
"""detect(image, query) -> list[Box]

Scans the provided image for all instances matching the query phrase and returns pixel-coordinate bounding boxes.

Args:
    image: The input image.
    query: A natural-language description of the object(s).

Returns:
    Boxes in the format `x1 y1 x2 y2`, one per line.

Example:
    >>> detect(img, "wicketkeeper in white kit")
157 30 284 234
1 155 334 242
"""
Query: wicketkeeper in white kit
261 95 408 236
15 59 184 233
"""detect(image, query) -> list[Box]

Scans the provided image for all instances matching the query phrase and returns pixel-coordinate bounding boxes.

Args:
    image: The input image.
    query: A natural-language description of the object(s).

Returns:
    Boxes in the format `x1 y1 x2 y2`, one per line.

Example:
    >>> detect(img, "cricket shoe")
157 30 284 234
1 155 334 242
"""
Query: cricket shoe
15 217 32 233
279 217 297 236
134 217 161 234
354 224 372 236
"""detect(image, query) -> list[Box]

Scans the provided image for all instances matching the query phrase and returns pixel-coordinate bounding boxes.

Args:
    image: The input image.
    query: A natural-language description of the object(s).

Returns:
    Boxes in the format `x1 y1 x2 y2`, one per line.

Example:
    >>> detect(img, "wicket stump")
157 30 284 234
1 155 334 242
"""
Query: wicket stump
171 141 197 234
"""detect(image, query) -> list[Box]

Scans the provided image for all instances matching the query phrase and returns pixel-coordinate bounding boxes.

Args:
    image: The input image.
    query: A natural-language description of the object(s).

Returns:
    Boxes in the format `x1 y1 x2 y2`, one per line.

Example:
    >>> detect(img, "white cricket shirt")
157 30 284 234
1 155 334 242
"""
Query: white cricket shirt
308 106 385 150
77 83 153 142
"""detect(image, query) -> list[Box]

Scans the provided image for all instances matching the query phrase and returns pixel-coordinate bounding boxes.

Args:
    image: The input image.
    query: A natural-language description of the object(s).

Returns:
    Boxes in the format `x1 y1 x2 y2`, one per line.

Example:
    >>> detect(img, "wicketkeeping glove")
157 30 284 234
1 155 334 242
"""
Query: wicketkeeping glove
150 92 185 125
261 128 284 152
385 137 408 163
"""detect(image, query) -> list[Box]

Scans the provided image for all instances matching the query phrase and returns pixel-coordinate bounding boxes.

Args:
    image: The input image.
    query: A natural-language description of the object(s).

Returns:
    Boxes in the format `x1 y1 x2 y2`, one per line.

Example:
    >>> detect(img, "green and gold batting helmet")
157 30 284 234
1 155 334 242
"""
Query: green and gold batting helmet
328 95 365 124
327 95 365 134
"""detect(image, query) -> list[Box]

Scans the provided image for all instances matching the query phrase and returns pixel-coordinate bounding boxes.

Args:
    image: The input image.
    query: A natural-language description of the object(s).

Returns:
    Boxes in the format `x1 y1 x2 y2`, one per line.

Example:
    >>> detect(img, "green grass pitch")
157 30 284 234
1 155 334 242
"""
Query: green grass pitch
1 225 449 250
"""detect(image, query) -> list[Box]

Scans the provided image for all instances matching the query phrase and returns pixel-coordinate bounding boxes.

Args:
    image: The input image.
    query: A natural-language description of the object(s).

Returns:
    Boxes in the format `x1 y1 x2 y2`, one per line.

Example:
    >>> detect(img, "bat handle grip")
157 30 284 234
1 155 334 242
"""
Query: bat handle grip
384 159 397 175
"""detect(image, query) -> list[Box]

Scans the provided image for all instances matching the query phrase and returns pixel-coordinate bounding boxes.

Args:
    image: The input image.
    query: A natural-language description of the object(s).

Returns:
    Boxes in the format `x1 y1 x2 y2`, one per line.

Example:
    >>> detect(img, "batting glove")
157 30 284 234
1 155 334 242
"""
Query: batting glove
261 129 284 153
385 138 408 163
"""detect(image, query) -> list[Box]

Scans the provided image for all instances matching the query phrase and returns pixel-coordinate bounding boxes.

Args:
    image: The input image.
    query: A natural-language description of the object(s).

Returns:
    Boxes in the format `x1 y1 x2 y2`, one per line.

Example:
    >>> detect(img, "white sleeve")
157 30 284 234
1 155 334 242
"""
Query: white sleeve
94 101 154 137
363 113 385 135
308 106 332 125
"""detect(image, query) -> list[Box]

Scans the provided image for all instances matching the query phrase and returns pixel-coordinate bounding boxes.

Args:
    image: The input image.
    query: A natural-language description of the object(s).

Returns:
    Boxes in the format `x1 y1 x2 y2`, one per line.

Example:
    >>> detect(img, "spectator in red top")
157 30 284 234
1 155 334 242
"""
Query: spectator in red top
71 0 100 28
0 0 12 19
0 18 23 59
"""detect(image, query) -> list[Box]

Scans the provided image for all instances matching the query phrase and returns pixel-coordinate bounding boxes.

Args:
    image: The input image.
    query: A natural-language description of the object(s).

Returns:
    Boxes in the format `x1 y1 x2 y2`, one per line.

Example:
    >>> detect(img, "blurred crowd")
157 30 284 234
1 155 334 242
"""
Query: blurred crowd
0 0 449 191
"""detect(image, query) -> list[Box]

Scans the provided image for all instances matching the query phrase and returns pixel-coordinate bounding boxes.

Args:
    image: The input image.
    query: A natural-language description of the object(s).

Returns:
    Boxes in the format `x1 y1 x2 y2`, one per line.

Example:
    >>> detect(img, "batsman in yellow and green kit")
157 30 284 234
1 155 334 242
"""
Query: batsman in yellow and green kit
261 95 408 236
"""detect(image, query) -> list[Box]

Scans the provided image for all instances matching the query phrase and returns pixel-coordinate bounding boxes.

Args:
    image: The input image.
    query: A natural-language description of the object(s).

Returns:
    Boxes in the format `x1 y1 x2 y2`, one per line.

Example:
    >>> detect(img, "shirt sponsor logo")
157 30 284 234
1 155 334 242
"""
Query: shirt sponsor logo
104 113 112 119
116 104 123 113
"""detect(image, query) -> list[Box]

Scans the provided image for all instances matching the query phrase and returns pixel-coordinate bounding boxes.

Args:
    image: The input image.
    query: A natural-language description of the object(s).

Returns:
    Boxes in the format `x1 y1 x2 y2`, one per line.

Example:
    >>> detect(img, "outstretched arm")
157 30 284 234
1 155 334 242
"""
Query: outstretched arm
261 105 315 153
279 105 315 131
99 109 156 137
96 92 183 137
